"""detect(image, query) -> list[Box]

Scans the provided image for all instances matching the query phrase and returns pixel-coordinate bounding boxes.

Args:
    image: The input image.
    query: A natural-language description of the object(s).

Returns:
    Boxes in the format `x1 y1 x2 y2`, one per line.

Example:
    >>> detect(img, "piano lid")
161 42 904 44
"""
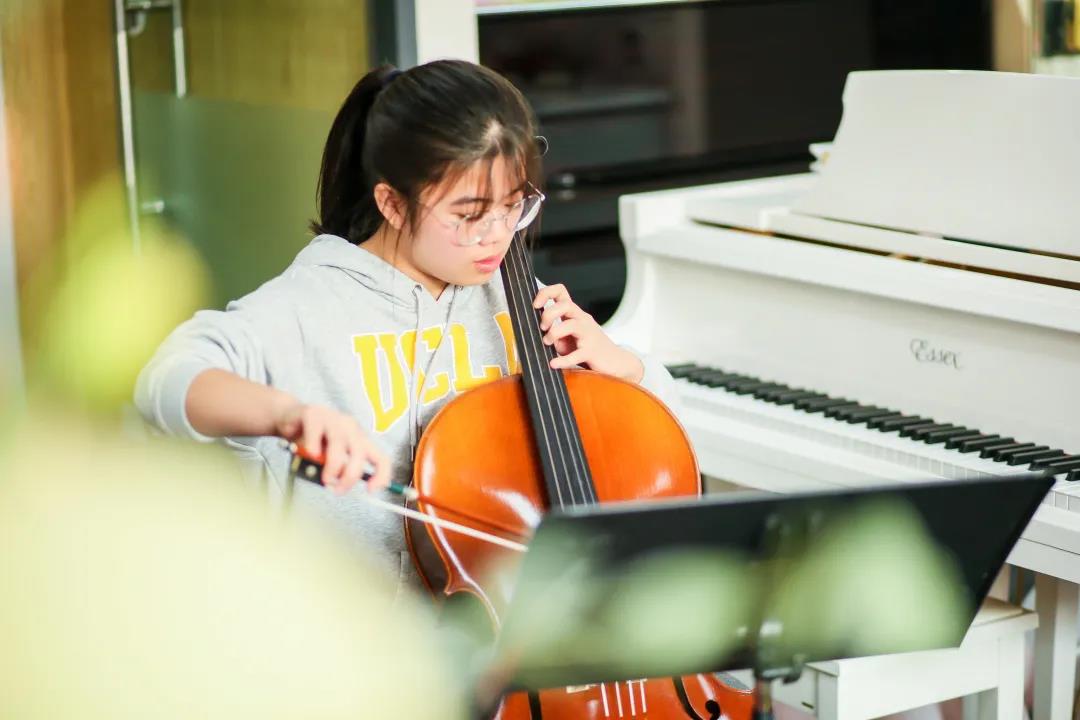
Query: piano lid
790 71 1080 258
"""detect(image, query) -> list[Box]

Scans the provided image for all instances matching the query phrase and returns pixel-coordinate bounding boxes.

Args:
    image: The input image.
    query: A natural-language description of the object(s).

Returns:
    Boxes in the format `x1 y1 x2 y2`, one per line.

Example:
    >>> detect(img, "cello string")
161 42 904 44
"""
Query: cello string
501 233 568 508
510 234 592 506
513 233 595 506
508 233 595 505
513 227 597 504
509 236 587 507
504 235 571 501
505 234 586 506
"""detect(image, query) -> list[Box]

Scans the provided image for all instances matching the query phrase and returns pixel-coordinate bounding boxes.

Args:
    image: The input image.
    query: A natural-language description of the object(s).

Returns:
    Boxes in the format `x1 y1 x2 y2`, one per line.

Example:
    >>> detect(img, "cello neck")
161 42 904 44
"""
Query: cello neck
499 233 598 509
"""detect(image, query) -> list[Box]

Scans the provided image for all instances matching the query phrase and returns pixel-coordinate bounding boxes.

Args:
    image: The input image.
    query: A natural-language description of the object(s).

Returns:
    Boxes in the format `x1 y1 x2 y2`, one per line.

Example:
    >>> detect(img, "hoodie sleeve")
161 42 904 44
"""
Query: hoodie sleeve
134 290 295 442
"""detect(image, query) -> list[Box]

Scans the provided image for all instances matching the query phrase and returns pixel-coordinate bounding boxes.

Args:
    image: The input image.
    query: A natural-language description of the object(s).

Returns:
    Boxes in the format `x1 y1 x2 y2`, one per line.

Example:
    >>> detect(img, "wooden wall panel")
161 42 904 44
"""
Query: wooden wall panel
0 0 123 352
129 0 371 110
184 0 370 110
1 0 75 289
62 1 122 203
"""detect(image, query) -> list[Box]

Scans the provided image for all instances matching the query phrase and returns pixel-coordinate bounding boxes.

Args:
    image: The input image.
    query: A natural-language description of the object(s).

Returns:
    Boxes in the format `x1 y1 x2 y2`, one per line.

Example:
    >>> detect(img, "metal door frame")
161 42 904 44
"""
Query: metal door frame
111 0 478 248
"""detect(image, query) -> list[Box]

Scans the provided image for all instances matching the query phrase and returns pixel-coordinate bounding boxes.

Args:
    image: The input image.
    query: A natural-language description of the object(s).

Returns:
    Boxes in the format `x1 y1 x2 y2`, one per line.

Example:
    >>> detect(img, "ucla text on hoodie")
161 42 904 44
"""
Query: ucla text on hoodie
354 313 520 433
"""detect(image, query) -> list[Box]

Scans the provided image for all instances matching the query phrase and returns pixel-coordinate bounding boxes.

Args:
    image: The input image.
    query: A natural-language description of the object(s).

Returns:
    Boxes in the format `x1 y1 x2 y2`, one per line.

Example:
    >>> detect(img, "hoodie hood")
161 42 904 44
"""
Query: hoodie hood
294 233 424 309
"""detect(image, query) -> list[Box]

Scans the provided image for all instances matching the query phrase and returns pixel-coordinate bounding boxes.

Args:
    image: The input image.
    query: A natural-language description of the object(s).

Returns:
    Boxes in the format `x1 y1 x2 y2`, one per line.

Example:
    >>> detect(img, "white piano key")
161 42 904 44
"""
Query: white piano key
1051 477 1080 502
674 377 1077 514
674 378 1016 484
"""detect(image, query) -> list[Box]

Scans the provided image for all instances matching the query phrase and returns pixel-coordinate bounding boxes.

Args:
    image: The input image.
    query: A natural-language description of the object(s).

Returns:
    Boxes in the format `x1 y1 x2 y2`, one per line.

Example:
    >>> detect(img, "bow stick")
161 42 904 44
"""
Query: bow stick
285 442 529 553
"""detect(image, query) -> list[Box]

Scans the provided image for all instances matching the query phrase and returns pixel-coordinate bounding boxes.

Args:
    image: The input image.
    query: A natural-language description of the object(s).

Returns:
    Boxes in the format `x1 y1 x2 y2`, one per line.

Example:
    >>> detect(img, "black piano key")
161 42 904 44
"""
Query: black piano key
826 403 866 420
831 405 873 421
1008 448 1066 467
843 407 896 425
980 442 1037 461
695 371 739 387
792 395 832 410
718 376 759 390
761 385 800 402
824 403 863 419
774 389 817 406
923 426 972 445
906 423 958 441
730 380 770 395
666 363 700 378
719 374 758 388
996 444 1047 463
944 432 986 449
865 413 905 429
960 435 1012 453
899 421 941 438
1041 457 1080 473
857 409 901 424
875 416 929 432
684 369 716 384
751 384 782 400
1068 470 1080 482
751 383 789 400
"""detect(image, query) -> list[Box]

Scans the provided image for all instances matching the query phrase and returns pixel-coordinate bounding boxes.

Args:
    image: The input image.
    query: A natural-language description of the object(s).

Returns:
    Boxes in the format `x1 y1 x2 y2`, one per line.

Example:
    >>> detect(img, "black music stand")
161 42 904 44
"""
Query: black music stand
483 473 1053 720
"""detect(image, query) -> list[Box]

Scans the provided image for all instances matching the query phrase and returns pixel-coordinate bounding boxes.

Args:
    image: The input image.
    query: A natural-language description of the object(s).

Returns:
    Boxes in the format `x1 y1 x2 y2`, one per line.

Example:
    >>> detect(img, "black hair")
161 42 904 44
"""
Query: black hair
310 60 542 245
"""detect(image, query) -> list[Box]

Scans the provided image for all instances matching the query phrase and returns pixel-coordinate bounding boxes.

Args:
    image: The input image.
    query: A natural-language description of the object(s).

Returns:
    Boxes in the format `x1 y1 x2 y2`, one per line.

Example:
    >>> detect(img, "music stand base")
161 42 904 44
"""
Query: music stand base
754 662 804 720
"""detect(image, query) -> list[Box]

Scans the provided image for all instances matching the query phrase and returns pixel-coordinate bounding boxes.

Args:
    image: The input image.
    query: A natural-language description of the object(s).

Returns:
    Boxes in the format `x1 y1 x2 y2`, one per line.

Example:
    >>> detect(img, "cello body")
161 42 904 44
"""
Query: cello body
410 371 753 720
405 225 752 720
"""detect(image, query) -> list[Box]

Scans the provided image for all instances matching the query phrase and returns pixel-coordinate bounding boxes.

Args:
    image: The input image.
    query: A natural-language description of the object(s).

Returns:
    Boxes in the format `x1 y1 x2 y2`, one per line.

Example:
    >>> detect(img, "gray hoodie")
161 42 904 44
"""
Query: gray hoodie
135 233 678 590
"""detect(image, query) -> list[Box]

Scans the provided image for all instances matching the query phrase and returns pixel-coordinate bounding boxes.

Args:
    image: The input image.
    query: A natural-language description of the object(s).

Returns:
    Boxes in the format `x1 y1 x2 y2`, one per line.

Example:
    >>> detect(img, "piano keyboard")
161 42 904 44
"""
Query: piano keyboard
667 363 1079 508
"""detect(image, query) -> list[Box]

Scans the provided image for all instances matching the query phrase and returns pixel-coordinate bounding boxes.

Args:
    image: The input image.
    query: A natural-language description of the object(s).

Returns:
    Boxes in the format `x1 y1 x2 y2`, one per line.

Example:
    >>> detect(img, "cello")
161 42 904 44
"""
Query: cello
291 231 753 720
411 228 753 720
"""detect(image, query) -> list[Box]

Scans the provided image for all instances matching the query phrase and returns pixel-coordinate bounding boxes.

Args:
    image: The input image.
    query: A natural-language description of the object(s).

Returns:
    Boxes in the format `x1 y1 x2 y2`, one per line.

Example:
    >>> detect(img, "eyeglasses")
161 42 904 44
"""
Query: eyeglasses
436 183 546 247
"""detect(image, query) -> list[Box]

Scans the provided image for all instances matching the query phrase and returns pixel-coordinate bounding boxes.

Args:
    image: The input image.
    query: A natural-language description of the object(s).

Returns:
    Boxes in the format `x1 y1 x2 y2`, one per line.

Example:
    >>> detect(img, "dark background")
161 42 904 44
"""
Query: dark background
479 0 992 321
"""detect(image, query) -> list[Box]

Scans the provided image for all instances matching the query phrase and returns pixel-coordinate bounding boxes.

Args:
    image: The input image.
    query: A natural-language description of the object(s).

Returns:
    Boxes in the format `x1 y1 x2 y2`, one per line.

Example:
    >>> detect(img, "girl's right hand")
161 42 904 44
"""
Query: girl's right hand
274 402 392 495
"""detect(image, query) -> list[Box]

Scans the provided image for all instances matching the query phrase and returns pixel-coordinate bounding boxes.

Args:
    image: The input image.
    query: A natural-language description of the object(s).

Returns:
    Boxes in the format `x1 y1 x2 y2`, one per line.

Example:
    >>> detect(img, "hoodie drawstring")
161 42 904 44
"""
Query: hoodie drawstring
407 284 459 463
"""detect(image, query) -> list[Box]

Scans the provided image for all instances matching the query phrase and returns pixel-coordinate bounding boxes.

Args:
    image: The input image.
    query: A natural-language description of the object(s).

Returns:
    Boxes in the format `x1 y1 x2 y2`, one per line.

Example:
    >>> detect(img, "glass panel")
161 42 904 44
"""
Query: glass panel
127 0 371 308
480 0 990 187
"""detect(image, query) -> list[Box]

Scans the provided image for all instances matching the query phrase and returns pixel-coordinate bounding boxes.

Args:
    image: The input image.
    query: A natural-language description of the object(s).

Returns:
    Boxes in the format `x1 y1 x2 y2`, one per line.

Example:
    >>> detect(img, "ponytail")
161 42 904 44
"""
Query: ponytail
310 64 400 244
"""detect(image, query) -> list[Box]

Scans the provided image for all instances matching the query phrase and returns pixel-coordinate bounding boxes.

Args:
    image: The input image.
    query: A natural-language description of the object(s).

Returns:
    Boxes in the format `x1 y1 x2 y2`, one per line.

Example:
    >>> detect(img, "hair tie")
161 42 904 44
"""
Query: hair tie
382 69 403 89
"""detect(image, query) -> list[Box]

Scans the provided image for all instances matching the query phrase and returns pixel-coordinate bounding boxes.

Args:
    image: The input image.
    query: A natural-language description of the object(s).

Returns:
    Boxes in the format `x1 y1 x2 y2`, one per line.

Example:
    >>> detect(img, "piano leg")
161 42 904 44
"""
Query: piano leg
964 631 1026 720
1034 574 1078 720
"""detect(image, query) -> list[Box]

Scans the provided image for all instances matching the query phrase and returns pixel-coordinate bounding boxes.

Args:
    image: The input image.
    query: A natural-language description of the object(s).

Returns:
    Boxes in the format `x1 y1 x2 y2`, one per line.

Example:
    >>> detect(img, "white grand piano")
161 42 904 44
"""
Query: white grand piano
608 71 1080 720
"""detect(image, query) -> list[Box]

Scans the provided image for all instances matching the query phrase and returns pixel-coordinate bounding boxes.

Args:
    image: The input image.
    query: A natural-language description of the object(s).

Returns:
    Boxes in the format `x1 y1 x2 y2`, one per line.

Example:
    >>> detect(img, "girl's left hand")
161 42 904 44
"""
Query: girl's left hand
534 284 644 383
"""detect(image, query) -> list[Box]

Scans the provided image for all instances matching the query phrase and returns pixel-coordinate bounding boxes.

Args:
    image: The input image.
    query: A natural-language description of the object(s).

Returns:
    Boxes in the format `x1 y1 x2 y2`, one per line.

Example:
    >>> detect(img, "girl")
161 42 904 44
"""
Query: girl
135 59 679 590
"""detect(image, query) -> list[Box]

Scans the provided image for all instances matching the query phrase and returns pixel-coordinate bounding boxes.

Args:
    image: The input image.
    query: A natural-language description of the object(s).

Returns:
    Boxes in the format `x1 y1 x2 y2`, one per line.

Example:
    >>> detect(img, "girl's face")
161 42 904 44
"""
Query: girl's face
407 155 527 290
